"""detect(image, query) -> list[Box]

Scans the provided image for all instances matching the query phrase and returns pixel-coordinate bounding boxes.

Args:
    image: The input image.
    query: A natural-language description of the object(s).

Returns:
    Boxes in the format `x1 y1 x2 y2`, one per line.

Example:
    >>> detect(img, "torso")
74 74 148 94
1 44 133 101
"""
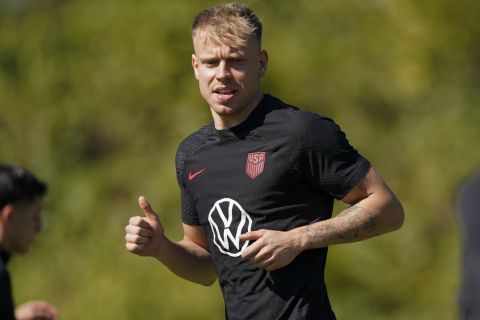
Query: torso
176 94 369 319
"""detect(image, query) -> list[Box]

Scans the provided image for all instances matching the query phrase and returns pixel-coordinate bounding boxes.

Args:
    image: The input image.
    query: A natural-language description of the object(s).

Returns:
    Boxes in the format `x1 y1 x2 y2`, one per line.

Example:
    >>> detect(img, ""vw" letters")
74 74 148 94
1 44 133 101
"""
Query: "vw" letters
208 198 252 257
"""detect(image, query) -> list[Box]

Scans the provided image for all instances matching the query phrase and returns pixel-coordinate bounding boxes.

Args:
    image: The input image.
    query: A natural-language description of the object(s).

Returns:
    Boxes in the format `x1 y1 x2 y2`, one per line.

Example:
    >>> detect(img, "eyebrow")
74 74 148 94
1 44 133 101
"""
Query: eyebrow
200 57 219 64
199 53 246 64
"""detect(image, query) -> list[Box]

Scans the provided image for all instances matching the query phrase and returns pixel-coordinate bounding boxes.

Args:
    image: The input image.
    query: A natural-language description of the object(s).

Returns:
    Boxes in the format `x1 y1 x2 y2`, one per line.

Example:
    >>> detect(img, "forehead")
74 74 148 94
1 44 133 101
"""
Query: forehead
193 32 258 56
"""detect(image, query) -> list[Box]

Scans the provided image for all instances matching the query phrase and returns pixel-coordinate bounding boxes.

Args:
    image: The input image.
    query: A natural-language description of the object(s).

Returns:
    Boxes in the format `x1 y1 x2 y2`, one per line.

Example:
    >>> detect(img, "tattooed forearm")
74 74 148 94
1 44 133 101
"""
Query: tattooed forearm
304 204 381 248
336 204 365 217
300 169 404 249
336 204 380 241
305 222 340 245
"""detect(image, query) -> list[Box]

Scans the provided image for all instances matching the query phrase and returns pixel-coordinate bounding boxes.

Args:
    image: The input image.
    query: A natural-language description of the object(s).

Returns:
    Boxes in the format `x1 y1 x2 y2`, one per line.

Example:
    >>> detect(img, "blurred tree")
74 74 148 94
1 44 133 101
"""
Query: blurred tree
0 0 478 318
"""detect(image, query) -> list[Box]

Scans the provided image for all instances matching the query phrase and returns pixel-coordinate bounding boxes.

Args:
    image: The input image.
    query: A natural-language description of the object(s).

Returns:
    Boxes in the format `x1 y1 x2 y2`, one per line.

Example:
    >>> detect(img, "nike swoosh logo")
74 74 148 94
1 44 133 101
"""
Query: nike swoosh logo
188 168 206 181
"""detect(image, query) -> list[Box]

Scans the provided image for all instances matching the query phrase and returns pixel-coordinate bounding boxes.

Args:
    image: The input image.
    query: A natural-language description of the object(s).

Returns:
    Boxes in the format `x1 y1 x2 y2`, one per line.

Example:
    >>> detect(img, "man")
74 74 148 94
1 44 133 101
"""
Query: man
125 3 404 319
0 164 59 320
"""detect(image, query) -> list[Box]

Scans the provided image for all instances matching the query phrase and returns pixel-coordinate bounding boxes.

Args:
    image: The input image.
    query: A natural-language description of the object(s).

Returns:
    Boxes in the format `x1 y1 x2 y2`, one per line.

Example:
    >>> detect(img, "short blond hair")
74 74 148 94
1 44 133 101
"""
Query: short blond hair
191 2 262 48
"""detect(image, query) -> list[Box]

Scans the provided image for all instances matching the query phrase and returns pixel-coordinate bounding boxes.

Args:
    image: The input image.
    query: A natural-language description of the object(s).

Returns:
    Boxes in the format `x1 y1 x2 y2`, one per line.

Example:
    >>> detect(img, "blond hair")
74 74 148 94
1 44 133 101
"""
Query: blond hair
192 2 262 48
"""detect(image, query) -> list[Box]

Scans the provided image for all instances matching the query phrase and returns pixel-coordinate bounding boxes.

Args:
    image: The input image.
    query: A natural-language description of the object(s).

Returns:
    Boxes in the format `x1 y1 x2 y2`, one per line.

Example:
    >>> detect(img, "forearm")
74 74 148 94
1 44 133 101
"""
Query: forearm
155 237 217 286
295 193 404 250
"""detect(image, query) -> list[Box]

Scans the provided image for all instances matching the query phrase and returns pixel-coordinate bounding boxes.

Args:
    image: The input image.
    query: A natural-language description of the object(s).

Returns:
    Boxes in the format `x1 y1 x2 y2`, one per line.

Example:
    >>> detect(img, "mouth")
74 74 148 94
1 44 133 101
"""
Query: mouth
213 87 237 102
214 88 236 94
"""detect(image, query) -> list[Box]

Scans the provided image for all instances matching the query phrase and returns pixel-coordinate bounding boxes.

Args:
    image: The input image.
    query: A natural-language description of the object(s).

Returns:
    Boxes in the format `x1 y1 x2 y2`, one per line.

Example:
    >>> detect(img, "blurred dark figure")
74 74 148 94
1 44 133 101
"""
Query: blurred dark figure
458 170 480 320
0 164 58 320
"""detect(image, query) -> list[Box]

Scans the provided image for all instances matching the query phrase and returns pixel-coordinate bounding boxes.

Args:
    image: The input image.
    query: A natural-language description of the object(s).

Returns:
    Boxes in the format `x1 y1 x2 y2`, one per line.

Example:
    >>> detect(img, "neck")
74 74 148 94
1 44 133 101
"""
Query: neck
212 93 263 130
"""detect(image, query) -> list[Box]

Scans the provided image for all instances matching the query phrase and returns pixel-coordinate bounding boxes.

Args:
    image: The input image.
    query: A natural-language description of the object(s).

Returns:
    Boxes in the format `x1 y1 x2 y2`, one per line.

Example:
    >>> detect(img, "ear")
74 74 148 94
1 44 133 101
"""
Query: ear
0 204 15 225
259 49 268 78
192 53 200 80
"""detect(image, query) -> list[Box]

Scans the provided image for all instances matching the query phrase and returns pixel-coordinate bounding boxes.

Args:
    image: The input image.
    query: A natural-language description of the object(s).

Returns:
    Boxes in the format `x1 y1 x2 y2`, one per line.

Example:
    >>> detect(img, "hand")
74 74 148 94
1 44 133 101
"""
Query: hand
240 229 303 271
15 301 59 320
125 196 166 257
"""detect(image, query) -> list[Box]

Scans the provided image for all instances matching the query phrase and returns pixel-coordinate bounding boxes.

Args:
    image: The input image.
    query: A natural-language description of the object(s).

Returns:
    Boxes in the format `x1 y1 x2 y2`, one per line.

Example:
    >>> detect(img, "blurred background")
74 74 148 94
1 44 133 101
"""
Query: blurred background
1 0 479 319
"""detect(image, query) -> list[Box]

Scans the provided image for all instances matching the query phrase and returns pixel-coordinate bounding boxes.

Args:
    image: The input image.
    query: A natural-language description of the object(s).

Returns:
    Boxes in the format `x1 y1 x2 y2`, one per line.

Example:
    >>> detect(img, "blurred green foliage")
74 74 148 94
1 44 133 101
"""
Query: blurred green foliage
1 0 479 319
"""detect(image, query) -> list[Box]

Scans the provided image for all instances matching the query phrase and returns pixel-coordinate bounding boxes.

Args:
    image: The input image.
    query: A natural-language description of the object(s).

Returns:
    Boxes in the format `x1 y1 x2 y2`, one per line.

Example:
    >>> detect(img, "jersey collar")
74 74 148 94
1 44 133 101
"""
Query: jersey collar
211 94 275 140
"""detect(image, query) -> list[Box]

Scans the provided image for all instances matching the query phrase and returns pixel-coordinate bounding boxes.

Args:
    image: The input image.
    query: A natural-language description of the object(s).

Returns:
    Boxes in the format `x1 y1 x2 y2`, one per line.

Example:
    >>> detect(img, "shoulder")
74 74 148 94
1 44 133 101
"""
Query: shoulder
175 125 212 183
291 109 338 135
176 125 212 162
265 95 342 144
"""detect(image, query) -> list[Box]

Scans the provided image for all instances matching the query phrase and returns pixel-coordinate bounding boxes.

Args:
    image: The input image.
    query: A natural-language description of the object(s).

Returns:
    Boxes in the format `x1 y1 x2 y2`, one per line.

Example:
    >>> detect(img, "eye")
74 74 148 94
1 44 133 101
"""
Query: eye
202 59 218 67
230 58 245 63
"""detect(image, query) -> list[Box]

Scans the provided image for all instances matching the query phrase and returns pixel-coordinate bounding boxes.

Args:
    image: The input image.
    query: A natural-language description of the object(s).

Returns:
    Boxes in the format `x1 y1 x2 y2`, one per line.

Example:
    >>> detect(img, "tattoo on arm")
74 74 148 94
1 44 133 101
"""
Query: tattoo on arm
336 205 363 241
338 204 380 241
305 204 380 247
305 222 340 245
304 170 402 248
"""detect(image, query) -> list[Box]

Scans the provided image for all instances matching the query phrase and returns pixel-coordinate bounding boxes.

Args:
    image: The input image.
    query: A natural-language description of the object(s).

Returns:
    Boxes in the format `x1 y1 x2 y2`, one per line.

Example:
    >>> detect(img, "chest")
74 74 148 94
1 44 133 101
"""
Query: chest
183 134 329 222
183 137 293 213
181 130 333 259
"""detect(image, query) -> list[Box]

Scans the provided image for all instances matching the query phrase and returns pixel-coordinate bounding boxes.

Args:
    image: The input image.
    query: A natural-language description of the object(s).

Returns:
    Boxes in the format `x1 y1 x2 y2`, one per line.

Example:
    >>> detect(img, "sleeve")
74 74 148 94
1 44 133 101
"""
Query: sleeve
175 143 201 226
298 114 371 200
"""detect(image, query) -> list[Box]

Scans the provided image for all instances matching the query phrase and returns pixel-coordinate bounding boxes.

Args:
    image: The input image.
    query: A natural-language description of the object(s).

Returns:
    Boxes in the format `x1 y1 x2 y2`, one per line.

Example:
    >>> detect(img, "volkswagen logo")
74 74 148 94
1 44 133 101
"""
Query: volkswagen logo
208 198 252 257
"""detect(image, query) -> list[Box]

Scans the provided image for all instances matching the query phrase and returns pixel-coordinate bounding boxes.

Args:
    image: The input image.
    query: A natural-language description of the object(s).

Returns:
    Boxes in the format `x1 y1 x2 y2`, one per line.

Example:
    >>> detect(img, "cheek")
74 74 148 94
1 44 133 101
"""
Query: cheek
235 71 256 89
198 67 215 81
197 73 213 90
233 68 253 83
198 79 211 97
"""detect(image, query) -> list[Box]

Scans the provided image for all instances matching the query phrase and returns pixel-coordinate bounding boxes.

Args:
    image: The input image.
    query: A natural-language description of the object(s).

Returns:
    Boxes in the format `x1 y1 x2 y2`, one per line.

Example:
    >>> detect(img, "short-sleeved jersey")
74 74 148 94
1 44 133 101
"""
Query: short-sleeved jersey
176 94 371 319
0 247 15 320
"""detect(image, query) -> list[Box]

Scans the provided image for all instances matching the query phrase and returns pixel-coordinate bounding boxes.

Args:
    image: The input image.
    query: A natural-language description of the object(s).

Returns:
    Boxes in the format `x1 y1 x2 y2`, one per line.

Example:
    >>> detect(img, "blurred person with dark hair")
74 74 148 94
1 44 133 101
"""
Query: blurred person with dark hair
0 164 58 320
125 2 404 319
458 170 480 320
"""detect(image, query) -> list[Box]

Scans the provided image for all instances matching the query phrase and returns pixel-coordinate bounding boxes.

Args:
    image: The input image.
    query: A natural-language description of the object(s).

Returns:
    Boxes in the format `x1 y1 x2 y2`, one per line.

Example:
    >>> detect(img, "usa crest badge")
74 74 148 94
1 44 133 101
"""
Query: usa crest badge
246 152 266 179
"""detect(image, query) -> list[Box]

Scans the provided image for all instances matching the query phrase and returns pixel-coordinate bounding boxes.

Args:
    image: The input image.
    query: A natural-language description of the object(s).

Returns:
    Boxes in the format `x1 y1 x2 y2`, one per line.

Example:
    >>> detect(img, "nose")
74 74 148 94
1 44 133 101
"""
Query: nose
35 213 43 233
216 60 232 80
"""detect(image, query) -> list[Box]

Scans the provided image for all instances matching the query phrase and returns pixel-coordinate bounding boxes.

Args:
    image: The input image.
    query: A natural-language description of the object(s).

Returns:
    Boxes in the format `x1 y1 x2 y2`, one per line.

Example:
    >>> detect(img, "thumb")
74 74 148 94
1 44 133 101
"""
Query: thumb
240 229 265 241
138 196 159 224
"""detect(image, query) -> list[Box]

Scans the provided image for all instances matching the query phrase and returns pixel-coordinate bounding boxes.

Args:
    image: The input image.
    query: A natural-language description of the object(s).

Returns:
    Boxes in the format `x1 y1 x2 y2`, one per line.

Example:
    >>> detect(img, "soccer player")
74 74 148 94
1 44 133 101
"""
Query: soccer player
0 163 59 320
125 3 405 319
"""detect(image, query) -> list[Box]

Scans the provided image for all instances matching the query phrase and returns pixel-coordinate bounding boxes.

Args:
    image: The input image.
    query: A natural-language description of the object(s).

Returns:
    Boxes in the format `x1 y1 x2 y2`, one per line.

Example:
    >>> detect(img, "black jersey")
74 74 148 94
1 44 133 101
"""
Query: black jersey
0 247 15 320
176 94 371 319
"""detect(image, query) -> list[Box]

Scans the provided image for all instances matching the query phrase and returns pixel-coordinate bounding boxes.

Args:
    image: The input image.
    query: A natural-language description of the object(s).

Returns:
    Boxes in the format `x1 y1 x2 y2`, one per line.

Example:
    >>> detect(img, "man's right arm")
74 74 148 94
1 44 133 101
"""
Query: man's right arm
125 196 216 286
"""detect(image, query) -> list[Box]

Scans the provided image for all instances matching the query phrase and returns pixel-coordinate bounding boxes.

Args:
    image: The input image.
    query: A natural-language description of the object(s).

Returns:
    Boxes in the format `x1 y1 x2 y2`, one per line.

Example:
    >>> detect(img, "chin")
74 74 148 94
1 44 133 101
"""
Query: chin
212 104 237 115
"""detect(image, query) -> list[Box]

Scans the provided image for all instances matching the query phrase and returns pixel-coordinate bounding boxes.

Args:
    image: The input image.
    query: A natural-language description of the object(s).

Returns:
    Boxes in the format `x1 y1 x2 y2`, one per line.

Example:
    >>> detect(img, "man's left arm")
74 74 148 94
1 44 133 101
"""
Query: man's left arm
241 167 404 271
